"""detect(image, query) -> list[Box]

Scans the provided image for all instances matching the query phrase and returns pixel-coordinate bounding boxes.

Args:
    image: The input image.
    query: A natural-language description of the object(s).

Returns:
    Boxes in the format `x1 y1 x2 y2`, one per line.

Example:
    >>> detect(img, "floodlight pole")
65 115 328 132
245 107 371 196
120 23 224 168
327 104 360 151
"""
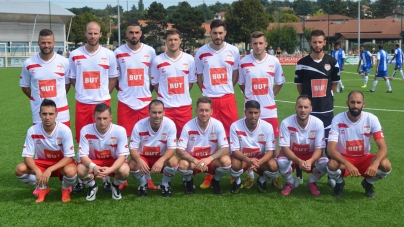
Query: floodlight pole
328 0 330 52
118 0 121 47
358 0 360 49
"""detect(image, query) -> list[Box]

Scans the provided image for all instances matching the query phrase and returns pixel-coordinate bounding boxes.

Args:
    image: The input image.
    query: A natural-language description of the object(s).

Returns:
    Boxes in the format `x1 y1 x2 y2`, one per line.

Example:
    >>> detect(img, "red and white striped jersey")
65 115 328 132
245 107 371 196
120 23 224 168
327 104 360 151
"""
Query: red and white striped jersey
151 52 196 108
69 46 118 104
279 115 325 155
328 112 384 156
229 118 276 157
19 53 70 124
130 116 177 157
177 117 229 158
78 123 129 159
115 43 156 110
195 42 240 97
22 122 75 160
238 53 285 119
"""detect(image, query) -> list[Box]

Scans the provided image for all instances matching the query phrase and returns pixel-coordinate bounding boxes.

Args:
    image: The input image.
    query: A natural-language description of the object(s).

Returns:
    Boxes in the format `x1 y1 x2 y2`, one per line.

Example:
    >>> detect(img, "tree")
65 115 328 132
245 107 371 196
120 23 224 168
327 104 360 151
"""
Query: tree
280 13 300 22
225 0 271 50
330 0 348 15
302 26 314 44
209 2 231 13
371 0 398 18
265 24 299 53
66 12 108 46
170 2 205 50
293 0 315 16
138 0 144 11
142 2 167 49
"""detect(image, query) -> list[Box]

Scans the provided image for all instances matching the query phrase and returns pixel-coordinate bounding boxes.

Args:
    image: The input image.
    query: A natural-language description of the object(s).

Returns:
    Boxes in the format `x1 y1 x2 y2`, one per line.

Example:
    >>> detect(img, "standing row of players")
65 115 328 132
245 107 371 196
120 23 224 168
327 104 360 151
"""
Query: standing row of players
17 19 391 202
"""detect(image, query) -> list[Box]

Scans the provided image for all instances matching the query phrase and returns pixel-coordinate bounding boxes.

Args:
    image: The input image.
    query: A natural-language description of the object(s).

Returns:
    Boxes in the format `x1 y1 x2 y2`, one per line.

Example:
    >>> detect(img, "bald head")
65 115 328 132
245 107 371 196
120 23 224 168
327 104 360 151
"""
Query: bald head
86 21 101 33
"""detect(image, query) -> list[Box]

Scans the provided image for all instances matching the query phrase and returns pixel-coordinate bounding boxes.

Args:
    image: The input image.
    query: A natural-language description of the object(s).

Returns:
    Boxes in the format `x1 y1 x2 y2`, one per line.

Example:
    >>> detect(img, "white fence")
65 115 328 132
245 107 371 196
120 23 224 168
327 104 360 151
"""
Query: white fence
0 45 66 67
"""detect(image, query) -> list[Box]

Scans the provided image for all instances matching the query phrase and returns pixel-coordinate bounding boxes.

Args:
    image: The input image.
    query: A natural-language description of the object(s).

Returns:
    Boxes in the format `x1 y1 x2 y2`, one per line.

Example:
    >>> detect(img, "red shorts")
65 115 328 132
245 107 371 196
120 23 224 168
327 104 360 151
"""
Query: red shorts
75 100 110 142
140 155 164 173
164 105 192 138
231 154 265 175
211 94 239 137
342 154 375 178
262 117 279 137
34 159 75 180
118 101 149 136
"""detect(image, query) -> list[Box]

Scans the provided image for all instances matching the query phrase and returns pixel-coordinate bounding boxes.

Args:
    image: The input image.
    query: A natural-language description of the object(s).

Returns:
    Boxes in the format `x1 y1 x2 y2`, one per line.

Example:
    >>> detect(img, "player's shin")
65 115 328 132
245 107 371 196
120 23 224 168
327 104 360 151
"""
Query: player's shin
277 158 293 184
162 166 177 186
309 157 328 183
230 168 243 184
130 170 147 186
326 166 343 183
177 169 193 181
400 70 404 78
213 166 231 181
364 76 369 86
17 174 36 185
372 80 378 91
261 171 278 183
62 174 77 189
365 168 392 184
81 174 96 187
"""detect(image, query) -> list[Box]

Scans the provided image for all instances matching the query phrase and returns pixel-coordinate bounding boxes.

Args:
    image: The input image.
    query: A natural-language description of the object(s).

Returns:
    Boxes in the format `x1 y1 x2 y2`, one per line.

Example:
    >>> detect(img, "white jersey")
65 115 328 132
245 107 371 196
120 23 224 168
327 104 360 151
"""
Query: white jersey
151 52 196 108
229 118 276 157
130 116 177 156
195 42 240 97
279 115 326 155
238 53 285 118
78 123 129 159
19 53 70 124
22 122 75 160
177 117 229 158
328 112 384 156
115 43 156 110
69 46 118 104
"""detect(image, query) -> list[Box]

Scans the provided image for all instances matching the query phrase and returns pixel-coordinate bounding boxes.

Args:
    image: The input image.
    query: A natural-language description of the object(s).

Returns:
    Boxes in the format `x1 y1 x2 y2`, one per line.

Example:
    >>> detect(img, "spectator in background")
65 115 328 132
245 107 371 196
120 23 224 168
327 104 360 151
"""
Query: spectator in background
282 49 288 56
371 48 376 54
268 46 274 55
57 48 63 55
294 48 300 56
348 49 353 55
276 47 281 56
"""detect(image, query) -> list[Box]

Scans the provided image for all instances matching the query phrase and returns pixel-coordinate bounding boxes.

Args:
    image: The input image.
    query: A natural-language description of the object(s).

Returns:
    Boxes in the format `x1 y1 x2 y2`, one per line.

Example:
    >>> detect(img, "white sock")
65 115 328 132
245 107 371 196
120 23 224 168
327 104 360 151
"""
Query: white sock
62 174 77 189
178 169 193 181
103 176 110 183
17 174 36 185
230 168 243 184
372 80 378 91
113 178 126 186
400 70 404 78
144 173 151 180
162 166 177 186
339 80 344 87
213 166 231 181
326 167 343 183
308 157 328 183
260 171 278 183
130 170 147 186
248 170 254 179
385 80 391 90
391 70 396 78
280 169 294 184
364 76 368 86
360 73 365 79
365 168 391 184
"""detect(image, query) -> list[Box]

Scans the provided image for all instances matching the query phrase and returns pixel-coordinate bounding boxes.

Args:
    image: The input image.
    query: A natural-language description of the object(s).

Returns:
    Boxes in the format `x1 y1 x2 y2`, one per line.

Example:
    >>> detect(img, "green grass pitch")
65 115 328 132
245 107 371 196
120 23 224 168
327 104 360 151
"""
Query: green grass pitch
0 64 403 226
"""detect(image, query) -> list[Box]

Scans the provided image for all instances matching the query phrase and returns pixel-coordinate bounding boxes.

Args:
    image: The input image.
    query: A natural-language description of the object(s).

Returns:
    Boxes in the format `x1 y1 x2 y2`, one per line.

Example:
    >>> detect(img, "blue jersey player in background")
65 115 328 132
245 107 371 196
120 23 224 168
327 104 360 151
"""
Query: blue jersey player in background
331 42 345 92
357 45 373 88
368 45 392 93
389 43 404 81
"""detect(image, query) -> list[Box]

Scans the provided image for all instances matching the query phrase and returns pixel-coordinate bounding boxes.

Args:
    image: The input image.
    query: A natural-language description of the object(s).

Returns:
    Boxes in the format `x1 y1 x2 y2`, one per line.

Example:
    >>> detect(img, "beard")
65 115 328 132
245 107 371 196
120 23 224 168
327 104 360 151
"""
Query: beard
128 38 139 46
348 107 363 117
213 38 223 45
40 47 53 55
310 45 323 54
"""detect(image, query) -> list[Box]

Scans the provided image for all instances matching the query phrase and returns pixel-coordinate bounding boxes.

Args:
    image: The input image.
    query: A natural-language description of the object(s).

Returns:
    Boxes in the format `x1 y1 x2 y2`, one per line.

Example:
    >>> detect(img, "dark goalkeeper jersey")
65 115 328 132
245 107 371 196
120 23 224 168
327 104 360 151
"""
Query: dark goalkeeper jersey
294 54 340 114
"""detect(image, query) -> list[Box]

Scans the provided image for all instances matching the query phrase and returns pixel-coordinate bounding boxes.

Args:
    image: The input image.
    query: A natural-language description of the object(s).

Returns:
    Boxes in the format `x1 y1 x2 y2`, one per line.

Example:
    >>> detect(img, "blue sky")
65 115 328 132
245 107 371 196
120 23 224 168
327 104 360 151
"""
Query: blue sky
50 0 236 10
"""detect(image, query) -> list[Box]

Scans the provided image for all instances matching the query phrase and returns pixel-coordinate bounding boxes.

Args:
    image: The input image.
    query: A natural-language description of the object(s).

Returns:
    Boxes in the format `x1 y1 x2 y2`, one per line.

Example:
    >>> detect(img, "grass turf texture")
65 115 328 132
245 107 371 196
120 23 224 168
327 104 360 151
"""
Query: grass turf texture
0 65 403 226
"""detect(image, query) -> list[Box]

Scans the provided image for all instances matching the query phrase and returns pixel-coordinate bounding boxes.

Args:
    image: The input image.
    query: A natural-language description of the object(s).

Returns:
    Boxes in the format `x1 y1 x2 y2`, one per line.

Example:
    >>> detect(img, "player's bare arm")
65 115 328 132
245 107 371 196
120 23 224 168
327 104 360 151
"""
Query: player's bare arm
176 148 197 164
366 138 388 177
23 157 42 177
151 148 175 174
281 146 305 169
239 84 245 93
232 69 239 86
257 149 274 167
296 84 303 95
108 77 117 94
328 141 360 177
273 84 283 96
357 59 362 73
189 83 193 91
153 83 159 93
98 155 126 177
70 78 76 88
232 150 253 166
21 87 31 98
196 74 203 92
306 148 323 170
331 82 338 92
81 155 102 177
129 149 150 174
65 84 71 94
210 147 229 160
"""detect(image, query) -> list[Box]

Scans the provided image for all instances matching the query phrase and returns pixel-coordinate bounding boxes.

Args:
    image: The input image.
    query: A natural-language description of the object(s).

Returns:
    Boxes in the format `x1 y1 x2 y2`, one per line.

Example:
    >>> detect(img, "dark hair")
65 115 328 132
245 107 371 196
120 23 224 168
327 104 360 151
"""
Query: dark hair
348 90 364 100
250 31 266 42
310 30 325 40
39 29 54 38
127 21 141 28
210 19 226 30
296 94 311 105
196 96 212 108
245 100 260 110
395 43 400 47
166 28 182 39
94 103 111 115
334 42 341 46
360 45 364 48
40 99 57 112
149 99 164 111
378 44 383 50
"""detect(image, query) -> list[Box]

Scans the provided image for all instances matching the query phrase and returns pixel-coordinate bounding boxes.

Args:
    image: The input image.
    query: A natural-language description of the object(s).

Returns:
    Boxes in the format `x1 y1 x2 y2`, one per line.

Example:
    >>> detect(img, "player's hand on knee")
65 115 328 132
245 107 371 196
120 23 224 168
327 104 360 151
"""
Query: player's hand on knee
365 164 378 177
139 159 150 174
347 164 360 177
151 160 164 174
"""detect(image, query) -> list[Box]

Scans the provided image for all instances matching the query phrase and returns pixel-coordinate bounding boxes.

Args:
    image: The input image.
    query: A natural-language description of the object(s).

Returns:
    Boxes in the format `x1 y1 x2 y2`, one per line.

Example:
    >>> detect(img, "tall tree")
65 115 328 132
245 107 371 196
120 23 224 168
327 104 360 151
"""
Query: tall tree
225 0 272 50
280 13 300 22
371 0 398 18
293 0 315 16
209 2 231 13
66 12 107 46
143 2 167 49
138 0 144 11
265 24 299 53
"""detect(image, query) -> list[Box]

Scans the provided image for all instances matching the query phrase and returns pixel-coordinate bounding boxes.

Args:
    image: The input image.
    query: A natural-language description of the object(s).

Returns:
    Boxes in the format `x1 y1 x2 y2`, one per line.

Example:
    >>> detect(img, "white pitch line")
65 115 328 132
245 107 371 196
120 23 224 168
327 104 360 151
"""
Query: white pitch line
275 100 404 113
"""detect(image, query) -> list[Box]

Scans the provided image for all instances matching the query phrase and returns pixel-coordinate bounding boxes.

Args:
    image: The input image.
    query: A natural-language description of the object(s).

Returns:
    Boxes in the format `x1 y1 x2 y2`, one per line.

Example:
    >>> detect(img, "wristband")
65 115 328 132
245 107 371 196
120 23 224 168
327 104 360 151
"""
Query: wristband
89 162 97 170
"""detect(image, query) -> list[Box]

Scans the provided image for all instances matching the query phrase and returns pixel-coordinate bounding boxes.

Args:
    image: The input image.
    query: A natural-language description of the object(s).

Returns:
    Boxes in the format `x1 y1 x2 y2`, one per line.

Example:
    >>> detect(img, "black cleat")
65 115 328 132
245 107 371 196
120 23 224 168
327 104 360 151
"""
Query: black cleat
185 178 195 194
333 180 345 198
367 90 374 92
103 180 112 192
160 184 172 198
256 178 267 193
362 179 376 198
231 181 242 194
386 90 392 93
73 182 85 193
138 183 148 197
210 178 222 194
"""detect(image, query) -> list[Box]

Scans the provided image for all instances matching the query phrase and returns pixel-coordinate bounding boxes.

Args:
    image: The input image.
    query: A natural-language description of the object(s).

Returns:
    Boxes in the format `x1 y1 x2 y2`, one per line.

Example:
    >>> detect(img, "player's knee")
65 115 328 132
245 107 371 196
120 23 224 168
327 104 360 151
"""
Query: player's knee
230 158 242 170
178 159 190 170
379 158 392 172
267 159 278 172
77 163 89 178
167 156 178 167
117 163 130 178
327 159 339 171
62 164 77 178
15 163 28 176
219 155 231 166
